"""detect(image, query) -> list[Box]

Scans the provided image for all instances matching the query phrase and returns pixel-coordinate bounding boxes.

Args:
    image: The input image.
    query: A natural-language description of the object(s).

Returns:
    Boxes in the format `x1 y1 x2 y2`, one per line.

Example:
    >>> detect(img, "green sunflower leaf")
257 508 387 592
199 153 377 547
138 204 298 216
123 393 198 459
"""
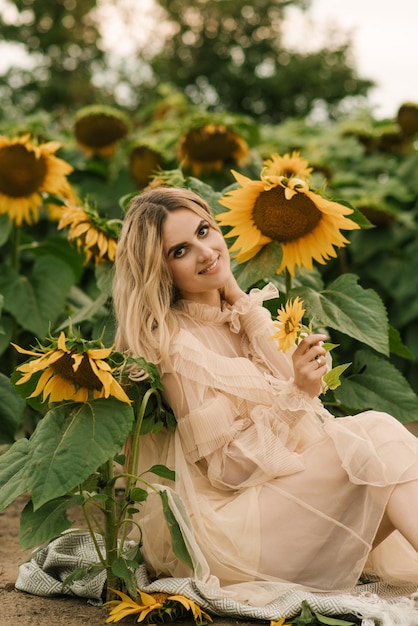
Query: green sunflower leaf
19 495 84 550
313 610 356 625
160 489 193 570
234 241 283 291
25 398 134 509
0 372 26 444
0 214 12 246
0 256 75 338
0 438 30 511
147 464 175 481
334 350 418 424
389 325 414 360
293 273 389 355
111 557 139 598
323 363 351 391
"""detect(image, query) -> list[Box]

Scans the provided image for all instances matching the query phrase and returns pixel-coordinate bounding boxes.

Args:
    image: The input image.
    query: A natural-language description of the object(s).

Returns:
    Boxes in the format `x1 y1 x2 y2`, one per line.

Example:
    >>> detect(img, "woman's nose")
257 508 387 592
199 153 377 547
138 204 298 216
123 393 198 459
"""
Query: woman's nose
196 242 212 261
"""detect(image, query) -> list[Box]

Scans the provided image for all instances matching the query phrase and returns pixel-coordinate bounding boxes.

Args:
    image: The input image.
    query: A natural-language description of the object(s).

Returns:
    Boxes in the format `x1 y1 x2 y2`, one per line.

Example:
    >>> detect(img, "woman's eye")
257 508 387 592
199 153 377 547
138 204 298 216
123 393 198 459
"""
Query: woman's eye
198 224 209 237
173 247 185 258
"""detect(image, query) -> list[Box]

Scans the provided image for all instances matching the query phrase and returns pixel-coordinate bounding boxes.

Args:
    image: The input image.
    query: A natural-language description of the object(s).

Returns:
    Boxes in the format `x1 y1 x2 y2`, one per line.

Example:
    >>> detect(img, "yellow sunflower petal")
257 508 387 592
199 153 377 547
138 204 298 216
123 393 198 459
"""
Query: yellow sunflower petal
27 368 55 399
57 332 69 352
271 297 305 352
263 151 313 181
87 346 113 360
41 374 78 402
16 350 64 377
10 343 40 358
0 134 73 225
217 159 360 273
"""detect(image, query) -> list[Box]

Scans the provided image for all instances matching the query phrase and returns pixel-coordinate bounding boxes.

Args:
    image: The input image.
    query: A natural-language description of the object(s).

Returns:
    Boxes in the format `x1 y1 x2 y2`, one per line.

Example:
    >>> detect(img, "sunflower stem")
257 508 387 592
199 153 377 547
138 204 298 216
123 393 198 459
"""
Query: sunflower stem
9 224 21 371
284 268 292 296
119 387 158 550
10 223 20 272
100 458 120 600
81 501 107 567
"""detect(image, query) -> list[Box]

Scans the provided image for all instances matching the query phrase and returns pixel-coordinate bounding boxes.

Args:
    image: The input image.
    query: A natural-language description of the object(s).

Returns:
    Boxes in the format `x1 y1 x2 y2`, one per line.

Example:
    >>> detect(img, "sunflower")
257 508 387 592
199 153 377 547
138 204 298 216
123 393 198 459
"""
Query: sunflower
397 101 418 138
262 151 313 182
129 144 165 188
271 297 305 352
0 134 74 226
58 202 120 265
45 179 81 222
177 123 250 176
105 588 212 624
217 168 360 276
12 331 131 405
74 105 130 158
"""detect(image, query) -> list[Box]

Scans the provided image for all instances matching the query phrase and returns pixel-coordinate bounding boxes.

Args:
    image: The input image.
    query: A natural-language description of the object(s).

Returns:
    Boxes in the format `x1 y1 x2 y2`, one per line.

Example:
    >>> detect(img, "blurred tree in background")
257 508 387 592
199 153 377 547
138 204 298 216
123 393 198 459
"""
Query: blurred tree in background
1 0 418 431
0 0 105 116
0 0 374 123
147 0 374 122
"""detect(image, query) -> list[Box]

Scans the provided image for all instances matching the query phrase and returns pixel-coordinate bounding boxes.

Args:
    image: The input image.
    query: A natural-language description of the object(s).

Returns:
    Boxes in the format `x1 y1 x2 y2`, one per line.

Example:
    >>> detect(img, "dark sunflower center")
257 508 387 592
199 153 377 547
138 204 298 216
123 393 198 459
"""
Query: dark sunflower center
129 147 163 187
184 128 238 162
284 319 296 334
75 115 127 148
0 144 47 197
253 186 322 242
52 352 102 390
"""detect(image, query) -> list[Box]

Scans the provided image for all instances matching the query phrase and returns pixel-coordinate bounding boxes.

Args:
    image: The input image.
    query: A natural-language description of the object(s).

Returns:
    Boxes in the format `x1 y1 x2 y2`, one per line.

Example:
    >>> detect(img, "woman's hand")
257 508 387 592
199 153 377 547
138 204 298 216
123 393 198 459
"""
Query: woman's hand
292 334 328 397
222 272 246 305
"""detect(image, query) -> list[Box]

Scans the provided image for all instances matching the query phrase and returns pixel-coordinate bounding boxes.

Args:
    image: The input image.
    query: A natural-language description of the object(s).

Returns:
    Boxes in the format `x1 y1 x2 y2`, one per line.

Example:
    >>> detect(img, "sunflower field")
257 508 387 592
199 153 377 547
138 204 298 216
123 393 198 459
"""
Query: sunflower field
1 91 418 608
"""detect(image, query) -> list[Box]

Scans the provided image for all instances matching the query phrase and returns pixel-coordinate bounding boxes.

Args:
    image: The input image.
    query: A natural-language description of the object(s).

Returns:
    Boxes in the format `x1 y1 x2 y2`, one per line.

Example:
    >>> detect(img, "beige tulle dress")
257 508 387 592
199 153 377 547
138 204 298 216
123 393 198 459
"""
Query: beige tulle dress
133 284 418 606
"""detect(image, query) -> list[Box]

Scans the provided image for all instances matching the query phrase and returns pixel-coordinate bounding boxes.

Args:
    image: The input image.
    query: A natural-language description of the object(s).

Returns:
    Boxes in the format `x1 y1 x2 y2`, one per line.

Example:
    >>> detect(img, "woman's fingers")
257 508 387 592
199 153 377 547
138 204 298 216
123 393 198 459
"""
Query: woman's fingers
292 334 328 396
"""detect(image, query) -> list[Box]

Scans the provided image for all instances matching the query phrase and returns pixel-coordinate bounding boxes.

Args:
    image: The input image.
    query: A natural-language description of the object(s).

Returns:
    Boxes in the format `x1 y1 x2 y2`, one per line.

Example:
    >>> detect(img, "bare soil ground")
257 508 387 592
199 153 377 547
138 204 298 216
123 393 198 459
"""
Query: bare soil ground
0 496 261 626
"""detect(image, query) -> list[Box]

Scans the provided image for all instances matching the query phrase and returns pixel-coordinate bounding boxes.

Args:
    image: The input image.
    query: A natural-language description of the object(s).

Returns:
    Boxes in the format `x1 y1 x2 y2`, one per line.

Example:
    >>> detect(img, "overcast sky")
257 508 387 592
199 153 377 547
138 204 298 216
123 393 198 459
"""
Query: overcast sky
293 0 418 118
1 0 416 120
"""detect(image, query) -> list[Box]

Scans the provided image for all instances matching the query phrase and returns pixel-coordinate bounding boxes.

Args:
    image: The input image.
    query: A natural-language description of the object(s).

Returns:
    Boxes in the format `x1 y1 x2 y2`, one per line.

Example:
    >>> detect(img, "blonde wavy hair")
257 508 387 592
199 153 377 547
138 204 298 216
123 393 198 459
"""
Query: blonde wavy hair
113 187 221 369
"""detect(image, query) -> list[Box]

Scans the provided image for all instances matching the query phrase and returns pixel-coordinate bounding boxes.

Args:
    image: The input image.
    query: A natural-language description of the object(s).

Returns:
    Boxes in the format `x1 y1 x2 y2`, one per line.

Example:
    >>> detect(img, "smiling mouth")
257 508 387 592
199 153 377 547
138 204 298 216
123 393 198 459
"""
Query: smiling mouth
199 257 219 274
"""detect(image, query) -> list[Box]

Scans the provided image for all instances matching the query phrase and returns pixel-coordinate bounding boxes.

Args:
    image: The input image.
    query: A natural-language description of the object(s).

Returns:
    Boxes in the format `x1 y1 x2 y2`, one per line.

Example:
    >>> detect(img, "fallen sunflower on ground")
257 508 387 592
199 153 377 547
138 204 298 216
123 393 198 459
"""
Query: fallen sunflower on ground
58 202 120 265
11 331 131 405
0 133 73 226
216 165 360 277
177 123 250 177
105 588 212 624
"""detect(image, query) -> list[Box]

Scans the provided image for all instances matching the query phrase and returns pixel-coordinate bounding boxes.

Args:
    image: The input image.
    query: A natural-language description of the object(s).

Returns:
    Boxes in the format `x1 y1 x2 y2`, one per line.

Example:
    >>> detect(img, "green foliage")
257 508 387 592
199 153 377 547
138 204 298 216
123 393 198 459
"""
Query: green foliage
334 350 418 423
1 73 418 610
160 489 194 570
0 372 26 444
0 0 374 123
19 495 85 550
0 0 104 114
0 256 75 338
150 0 373 122
292 274 389 356
284 600 359 625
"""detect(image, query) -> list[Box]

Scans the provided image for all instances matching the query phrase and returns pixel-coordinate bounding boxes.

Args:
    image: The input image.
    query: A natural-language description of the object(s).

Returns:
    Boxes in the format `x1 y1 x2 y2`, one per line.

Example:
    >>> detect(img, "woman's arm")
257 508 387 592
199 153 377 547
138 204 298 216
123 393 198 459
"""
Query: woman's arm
224 273 328 397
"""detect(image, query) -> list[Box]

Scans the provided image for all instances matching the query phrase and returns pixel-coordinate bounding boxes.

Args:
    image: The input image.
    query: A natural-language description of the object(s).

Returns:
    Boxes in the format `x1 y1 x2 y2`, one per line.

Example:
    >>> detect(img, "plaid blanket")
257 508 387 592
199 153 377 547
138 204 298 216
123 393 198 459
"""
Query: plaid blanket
15 530 418 626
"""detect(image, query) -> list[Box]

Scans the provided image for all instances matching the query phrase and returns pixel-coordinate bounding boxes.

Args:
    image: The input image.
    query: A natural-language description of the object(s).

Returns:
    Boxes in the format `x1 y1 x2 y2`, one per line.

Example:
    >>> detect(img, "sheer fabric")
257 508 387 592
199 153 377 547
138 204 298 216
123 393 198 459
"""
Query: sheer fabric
130 284 418 605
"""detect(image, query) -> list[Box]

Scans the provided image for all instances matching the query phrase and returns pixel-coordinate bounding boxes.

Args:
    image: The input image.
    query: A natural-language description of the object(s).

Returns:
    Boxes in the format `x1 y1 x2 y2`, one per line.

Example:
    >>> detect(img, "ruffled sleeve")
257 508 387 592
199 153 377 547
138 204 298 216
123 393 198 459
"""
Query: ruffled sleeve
163 328 325 490
228 283 296 381
226 282 279 333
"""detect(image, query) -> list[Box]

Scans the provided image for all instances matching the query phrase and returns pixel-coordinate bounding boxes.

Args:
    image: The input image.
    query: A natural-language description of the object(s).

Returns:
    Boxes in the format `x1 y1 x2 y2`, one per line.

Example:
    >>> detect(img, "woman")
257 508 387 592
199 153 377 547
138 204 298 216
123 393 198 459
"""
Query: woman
113 186 418 606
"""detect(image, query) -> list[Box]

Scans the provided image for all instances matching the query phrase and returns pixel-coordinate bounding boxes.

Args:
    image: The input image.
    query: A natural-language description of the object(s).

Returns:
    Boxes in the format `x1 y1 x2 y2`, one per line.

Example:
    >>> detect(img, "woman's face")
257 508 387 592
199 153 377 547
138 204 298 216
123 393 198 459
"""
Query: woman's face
162 208 231 305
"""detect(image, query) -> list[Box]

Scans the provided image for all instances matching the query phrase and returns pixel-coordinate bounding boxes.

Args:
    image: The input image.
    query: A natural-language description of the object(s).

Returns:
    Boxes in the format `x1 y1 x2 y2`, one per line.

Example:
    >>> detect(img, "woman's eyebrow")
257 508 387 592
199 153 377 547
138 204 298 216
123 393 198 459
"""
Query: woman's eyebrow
166 220 207 257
